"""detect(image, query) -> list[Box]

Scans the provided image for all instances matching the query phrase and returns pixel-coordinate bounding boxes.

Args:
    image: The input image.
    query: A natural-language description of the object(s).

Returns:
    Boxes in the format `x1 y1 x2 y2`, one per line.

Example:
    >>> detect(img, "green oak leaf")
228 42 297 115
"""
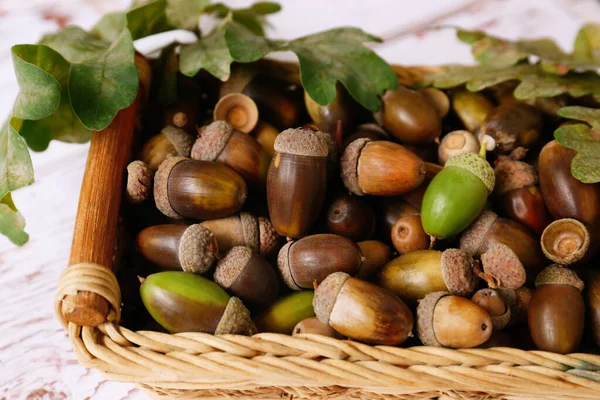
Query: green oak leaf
573 23 600 61
554 106 600 183
250 2 281 15
207 2 281 36
11 45 69 121
40 26 110 63
127 0 173 40
165 0 210 30
180 23 234 80
0 193 29 246
68 30 139 131
91 12 127 42
225 20 282 62
0 120 34 199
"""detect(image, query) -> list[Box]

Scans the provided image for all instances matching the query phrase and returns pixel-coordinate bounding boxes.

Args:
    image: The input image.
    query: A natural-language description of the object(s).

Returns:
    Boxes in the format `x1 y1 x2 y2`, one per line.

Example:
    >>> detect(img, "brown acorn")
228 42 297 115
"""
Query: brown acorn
154 157 247 220
494 156 550 234
451 88 494 133
497 286 533 326
191 121 271 186
267 128 328 238
480 103 543 154
252 121 279 157
141 126 195 171
293 316 342 338
377 87 442 143
213 246 279 309
341 139 425 196
342 124 387 152
326 192 375 241
278 234 363 290
304 83 358 135
314 272 414 345
377 197 419 240
460 211 546 279
200 213 279 257
528 265 585 354
125 160 153 204
417 291 493 348
418 87 450 117
213 93 259 133
378 249 479 303
221 67 302 129
136 224 219 274
390 214 430 255
438 130 480 166
356 240 392 280
585 270 600 347
471 288 511 330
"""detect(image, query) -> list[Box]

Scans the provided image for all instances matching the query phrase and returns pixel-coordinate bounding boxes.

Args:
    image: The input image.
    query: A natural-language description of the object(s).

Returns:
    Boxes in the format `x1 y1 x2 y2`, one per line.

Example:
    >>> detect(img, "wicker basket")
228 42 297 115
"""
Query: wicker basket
54 60 600 400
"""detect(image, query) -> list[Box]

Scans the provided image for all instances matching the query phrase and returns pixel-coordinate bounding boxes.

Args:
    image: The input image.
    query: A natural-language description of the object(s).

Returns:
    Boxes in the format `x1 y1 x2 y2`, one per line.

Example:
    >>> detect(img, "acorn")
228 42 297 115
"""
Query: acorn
538 141 600 255
200 213 279 257
214 246 279 309
300 125 338 180
378 249 478 303
585 270 600 347
376 87 442 143
471 288 511 330
278 234 363 290
451 88 494 133
390 214 430 255
356 240 392 280
437 130 480 166
460 211 546 279
418 87 450 117
213 93 259 133
494 156 550 234
140 271 256 335
541 218 591 266
255 291 315 334
252 121 279 157
154 157 248 220
293 317 342 338
377 197 420 240
341 124 387 152
479 243 527 289
125 160 153 204
497 286 533 326
421 151 495 239
136 224 219 274
314 272 414 345
191 121 271 186
220 67 302 129
141 126 195 171
480 103 543 154
417 291 493 348
304 83 358 136
341 139 425 196
326 192 375 241
528 265 585 354
266 128 328 238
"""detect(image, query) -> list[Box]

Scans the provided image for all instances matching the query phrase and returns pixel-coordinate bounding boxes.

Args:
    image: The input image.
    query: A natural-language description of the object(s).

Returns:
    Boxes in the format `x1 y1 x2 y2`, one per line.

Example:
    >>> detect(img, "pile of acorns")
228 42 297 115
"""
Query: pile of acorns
122 65 600 354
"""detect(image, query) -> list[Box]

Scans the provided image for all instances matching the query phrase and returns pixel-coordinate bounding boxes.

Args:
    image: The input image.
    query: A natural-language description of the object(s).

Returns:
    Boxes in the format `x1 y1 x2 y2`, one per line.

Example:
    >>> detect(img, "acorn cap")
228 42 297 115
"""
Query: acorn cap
214 93 259 134
162 125 195 157
445 152 495 193
191 121 234 161
239 212 260 253
154 156 187 219
274 128 329 157
535 265 584 292
480 243 526 289
258 216 279 256
493 157 538 196
178 224 219 274
416 291 448 347
215 296 257 335
277 241 301 290
491 306 511 330
440 248 478 296
313 129 339 170
313 272 351 325
340 138 371 196
126 160 153 204
541 218 591 266
460 211 498 256
214 246 253 289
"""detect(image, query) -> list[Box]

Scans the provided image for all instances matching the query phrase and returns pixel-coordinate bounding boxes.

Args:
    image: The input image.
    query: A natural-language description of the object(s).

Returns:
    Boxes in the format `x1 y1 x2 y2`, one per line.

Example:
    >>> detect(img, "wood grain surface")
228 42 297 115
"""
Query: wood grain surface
1 0 600 398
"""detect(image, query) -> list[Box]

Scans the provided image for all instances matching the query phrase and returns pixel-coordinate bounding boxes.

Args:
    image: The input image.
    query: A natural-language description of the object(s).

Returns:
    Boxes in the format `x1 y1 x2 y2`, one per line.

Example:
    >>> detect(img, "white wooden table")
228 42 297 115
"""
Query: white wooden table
1 0 599 398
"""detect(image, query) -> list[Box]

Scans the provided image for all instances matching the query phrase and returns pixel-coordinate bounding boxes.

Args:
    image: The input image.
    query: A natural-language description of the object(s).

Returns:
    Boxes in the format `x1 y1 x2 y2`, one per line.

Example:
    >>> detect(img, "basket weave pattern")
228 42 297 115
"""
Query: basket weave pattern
55 262 600 399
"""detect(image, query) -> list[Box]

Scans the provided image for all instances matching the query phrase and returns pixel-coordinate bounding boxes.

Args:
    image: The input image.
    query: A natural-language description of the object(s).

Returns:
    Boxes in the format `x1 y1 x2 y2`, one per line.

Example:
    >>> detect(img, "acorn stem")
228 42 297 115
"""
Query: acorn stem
479 140 487 159
473 263 499 288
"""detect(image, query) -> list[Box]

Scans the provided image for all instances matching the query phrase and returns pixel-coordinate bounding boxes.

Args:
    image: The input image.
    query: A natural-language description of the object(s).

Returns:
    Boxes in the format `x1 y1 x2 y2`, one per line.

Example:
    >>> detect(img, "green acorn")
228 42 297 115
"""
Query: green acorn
140 271 256 335
421 146 495 239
